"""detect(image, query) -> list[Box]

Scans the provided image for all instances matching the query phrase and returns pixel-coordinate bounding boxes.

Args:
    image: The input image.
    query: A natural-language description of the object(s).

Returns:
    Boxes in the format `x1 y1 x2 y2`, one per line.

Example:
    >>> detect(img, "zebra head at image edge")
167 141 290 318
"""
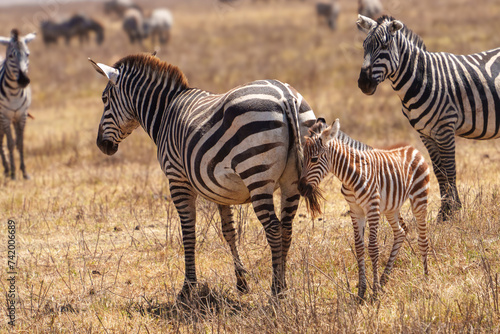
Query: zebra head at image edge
0 29 36 88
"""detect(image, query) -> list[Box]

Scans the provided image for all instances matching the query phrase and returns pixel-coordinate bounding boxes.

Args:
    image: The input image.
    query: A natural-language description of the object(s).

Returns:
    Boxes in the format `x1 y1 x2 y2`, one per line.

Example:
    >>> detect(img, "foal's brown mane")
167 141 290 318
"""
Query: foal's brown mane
113 54 190 89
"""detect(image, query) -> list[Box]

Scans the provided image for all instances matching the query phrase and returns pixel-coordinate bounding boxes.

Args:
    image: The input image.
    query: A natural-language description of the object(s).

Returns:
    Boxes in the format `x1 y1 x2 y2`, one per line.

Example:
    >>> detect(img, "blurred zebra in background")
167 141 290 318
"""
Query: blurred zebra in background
357 14 500 221
0 29 36 180
41 14 104 46
104 0 142 18
143 8 173 45
89 53 317 297
315 1 340 30
358 0 382 19
299 118 429 301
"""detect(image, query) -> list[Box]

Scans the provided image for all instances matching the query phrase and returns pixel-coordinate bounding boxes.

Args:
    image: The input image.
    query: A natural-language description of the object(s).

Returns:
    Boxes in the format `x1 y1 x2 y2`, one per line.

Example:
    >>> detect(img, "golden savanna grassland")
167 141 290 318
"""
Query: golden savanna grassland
1 0 500 332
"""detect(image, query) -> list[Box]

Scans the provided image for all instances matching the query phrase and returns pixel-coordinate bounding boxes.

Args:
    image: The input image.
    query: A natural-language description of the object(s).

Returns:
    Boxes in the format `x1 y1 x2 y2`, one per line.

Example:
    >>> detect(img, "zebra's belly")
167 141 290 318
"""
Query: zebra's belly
197 172 252 205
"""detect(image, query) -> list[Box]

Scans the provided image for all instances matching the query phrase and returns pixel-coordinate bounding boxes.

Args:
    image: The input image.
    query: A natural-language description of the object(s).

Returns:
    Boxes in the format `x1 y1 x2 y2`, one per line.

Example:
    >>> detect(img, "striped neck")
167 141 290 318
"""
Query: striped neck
0 57 24 91
389 32 428 107
115 55 190 144
329 139 365 188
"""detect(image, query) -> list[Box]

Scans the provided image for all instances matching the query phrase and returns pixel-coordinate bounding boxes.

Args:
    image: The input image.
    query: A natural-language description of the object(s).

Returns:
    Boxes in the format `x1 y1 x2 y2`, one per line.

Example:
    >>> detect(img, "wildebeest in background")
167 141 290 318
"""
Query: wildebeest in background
143 8 173 45
316 1 340 30
104 0 142 18
358 0 383 19
41 14 104 46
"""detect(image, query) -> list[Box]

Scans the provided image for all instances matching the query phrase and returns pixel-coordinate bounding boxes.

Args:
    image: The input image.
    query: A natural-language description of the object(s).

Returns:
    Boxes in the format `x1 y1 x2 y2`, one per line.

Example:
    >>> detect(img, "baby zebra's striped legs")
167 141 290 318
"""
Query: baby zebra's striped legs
379 211 407 288
218 205 249 293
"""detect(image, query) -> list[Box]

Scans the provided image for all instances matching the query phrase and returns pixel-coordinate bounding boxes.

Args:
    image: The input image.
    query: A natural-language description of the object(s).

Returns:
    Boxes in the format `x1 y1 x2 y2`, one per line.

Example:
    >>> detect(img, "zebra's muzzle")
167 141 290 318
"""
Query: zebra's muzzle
358 68 378 95
17 72 30 88
97 138 119 155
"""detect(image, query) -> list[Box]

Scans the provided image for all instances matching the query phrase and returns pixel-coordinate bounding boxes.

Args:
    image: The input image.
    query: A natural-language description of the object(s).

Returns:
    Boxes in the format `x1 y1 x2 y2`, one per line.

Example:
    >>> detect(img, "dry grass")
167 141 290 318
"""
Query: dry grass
1 0 500 332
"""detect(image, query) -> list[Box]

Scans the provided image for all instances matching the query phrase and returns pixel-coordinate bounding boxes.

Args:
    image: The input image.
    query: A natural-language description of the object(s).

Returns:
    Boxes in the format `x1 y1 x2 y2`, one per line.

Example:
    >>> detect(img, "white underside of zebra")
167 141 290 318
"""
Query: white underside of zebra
357 15 500 221
298 118 429 301
0 30 35 180
89 54 317 297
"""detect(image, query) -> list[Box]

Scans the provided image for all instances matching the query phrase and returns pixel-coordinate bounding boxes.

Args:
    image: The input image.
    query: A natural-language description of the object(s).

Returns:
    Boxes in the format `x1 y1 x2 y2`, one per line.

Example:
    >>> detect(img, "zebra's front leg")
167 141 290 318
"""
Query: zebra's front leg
0 131 9 178
169 180 198 299
380 212 406 288
421 134 460 221
250 185 284 296
14 119 30 179
4 125 16 180
218 204 249 294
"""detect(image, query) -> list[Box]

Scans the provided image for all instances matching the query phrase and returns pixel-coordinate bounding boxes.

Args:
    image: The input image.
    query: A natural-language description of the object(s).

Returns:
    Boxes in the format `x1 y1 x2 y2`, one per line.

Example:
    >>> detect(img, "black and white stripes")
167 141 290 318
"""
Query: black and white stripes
0 29 36 180
298 118 429 301
357 14 500 221
89 53 317 296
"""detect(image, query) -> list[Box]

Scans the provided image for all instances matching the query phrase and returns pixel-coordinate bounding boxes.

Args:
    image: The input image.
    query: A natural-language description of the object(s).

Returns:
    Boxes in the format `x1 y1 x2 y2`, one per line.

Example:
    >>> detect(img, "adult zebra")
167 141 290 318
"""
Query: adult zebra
298 118 429 301
89 53 317 297
0 29 36 180
357 14 500 221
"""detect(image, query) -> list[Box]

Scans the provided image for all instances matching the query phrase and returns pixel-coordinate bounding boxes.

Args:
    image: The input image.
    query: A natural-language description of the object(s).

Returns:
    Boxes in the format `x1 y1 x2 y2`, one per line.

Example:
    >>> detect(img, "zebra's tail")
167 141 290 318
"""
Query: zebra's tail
284 89 305 178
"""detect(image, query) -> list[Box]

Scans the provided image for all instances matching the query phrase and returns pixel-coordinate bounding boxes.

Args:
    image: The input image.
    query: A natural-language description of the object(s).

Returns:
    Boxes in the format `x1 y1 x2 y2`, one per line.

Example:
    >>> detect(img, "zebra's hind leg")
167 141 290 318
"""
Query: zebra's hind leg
380 212 406 289
14 119 30 179
218 204 249 294
249 183 284 296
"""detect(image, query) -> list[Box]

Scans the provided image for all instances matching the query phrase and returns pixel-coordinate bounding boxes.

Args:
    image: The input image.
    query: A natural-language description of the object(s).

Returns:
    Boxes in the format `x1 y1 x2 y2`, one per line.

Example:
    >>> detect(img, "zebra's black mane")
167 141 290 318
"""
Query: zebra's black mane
10 29 19 41
113 54 190 89
377 15 426 51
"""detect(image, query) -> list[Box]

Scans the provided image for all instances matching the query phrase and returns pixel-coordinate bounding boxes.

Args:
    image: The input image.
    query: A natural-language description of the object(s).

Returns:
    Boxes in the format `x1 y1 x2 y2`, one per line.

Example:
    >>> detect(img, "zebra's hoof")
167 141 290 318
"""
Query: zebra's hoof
23 174 31 180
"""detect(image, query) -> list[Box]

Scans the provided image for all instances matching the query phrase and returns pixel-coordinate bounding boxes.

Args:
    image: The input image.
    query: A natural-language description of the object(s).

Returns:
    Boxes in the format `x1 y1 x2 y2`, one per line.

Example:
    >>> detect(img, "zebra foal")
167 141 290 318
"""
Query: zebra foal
89 53 317 297
0 29 36 180
298 118 429 301
357 15 500 221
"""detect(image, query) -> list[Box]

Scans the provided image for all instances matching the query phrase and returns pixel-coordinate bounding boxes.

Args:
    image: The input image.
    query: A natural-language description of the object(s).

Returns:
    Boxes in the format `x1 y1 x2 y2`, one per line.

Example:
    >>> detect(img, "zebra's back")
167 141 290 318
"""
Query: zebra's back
160 79 315 205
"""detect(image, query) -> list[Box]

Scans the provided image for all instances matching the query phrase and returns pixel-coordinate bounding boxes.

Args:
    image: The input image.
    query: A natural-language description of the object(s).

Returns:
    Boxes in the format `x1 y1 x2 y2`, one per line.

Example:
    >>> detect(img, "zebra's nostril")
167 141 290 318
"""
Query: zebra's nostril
97 138 118 156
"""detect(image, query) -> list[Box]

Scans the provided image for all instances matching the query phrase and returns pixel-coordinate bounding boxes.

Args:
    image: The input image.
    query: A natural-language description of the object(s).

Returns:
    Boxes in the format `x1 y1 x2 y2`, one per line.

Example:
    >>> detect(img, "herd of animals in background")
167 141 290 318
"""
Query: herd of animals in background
2 0 500 301
40 0 173 46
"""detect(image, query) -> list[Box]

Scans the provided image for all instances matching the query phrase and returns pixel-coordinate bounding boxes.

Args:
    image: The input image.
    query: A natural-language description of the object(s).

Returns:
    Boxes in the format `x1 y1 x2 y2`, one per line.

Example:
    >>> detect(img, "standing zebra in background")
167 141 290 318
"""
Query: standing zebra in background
88 53 317 297
357 14 500 221
315 1 340 31
298 118 429 301
0 30 36 180
143 8 173 45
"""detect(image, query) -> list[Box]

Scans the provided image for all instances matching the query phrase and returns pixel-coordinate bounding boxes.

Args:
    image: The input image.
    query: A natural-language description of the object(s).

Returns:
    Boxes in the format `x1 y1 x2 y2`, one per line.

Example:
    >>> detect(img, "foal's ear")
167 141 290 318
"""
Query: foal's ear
0 36 10 46
388 20 404 36
321 118 340 143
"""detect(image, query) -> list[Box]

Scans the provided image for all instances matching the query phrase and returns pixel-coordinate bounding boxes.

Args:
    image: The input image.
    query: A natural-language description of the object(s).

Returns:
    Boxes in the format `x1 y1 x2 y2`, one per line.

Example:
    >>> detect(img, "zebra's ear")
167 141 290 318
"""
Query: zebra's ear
88 58 119 85
0 36 10 46
357 14 377 34
321 119 340 144
389 20 403 36
23 32 37 44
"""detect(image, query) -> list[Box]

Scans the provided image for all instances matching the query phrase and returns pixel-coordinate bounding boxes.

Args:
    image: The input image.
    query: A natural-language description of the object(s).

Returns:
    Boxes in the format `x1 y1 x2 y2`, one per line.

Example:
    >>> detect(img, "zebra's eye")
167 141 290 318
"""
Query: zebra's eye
310 157 319 163
102 96 108 104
